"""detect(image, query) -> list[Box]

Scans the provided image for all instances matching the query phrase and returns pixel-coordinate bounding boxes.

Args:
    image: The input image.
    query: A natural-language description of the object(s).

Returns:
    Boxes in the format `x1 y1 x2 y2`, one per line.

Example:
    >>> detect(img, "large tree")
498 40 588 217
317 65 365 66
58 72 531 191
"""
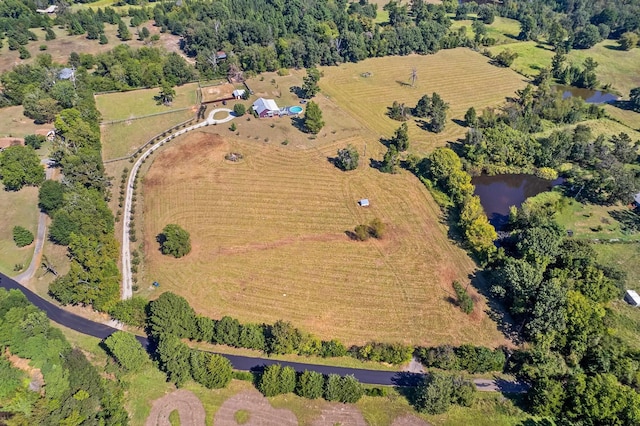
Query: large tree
158 224 191 258
148 292 197 338
336 144 359 171
103 331 148 372
301 67 321 99
0 145 45 191
303 101 324 134
189 352 232 389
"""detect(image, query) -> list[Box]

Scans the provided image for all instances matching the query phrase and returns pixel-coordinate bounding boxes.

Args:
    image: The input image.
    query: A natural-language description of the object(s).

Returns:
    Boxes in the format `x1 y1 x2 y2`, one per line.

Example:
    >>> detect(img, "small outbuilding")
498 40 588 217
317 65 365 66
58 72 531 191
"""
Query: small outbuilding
252 97 280 118
58 68 74 80
232 89 245 99
624 289 640 307
36 5 57 13
358 199 370 207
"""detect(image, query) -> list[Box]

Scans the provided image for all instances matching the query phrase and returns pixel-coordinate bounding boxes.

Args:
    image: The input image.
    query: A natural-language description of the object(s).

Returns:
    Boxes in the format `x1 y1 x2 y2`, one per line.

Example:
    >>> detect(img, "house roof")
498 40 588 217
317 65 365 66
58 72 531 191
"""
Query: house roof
232 89 245 97
252 98 279 114
216 51 227 59
359 199 370 206
58 68 74 80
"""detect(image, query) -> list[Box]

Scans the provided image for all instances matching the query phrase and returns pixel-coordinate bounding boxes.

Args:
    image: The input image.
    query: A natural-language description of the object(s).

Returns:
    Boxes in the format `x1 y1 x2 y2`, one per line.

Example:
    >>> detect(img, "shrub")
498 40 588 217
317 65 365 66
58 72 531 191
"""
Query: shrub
336 144 359 171
109 297 149 328
453 281 474 314
353 224 370 241
24 134 46 150
324 374 364 403
103 331 148 372
414 372 474 414
230 122 237 131
355 342 413 365
13 226 34 247
258 364 296 396
296 370 324 399
368 218 385 239
189 352 233 389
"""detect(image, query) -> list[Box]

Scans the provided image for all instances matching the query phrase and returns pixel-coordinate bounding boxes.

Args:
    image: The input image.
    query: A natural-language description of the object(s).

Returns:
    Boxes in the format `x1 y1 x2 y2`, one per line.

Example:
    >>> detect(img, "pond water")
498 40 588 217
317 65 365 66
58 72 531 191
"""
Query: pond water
472 174 564 227
556 85 619 104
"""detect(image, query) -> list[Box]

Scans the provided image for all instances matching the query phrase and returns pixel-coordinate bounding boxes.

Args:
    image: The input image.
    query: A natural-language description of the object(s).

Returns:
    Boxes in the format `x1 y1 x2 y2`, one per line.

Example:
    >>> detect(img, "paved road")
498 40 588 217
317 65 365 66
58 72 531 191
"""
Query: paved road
14 160 54 284
121 108 234 299
0 272 528 392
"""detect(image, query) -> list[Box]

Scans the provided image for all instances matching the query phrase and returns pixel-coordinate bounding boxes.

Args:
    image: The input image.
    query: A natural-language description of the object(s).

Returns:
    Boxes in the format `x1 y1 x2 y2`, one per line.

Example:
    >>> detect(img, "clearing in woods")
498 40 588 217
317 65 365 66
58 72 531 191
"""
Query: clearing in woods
319 49 527 156
141 131 506 347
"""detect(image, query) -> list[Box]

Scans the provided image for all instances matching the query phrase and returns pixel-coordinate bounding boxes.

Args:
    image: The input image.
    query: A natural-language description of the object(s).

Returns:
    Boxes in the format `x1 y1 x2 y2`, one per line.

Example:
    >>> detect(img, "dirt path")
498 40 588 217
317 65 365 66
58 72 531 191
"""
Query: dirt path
145 390 206 426
311 405 367 426
213 390 298 425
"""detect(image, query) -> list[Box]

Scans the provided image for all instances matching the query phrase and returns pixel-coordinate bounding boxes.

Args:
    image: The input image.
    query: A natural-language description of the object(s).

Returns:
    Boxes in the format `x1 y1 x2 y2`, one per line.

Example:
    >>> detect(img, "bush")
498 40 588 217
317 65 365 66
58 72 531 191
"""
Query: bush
109 296 148 328
296 370 325 399
368 218 385 239
336 145 359 171
233 371 254 381
24 134 46 150
353 224 370 241
103 331 148 372
157 224 191 258
13 226 34 247
258 364 296 396
453 281 474 314
414 373 475 414
324 374 364 403
190 352 233 389
355 342 413 365
233 103 246 116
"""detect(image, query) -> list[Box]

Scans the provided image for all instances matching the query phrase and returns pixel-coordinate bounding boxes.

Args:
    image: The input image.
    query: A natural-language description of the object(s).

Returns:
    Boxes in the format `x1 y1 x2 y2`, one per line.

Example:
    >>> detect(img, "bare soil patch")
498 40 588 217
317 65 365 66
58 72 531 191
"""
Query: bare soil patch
145 389 205 426
213 390 298 426
311 404 367 426
201 82 236 103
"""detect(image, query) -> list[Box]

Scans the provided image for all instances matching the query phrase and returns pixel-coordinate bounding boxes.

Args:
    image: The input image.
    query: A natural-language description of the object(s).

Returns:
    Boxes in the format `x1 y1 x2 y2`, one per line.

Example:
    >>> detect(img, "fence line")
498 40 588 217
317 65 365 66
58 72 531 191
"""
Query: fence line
100 107 191 125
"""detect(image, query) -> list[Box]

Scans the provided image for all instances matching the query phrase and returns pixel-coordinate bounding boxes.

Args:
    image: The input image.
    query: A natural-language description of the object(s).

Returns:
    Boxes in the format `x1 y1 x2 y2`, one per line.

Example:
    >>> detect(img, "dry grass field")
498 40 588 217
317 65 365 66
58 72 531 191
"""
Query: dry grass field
0 106 54 138
140 130 507 347
319 49 528 157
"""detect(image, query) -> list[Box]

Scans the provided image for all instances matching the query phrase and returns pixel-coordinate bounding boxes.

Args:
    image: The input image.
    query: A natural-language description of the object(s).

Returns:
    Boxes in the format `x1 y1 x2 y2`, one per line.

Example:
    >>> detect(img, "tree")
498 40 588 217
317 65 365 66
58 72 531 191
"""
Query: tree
156 81 176 106
413 95 431 118
139 27 150 41
189 352 232 389
99 33 108 45
388 101 408 121
296 370 324 399
478 4 496 24
156 335 192 387
415 372 454 414
12 226 34 247
103 331 148 372
324 374 343 401
109 296 148 328
336 144 359 171
238 323 266 350
339 375 364 403
214 316 241 346
409 67 417 87
158 224 191 258
233 103 246 116
493 49 518 67
258 364 296 396
24 134 45 150
630 87 640 112
391 123 409 151
428 93 449 133
0 145 45 191
302 67 321 98
573 24 601 49
266 320 302 354
303 101 324 134
619 32 638 51
453 281 473 314
353 224 370 241
117 20 131 41
464 107 477 127
368 218 385 239
148 292 197 338
380 146 400 174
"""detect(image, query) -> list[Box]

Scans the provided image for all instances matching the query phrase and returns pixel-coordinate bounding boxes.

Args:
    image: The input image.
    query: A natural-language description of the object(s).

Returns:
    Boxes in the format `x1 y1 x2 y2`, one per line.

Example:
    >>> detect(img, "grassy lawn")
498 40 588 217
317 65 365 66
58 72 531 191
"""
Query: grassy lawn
319 49 527 157
0 106 54 138
605 105 640 131
0 186 39 275
140 131 506 348
100 109 195 160
488 41 555 77
451 17 521 46
96 83 198 122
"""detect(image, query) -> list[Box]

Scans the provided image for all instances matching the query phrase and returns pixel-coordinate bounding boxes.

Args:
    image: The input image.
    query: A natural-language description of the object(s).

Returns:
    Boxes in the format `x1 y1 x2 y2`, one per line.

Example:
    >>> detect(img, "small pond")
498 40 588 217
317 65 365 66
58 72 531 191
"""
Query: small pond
472 174 564 228
556 85 619 104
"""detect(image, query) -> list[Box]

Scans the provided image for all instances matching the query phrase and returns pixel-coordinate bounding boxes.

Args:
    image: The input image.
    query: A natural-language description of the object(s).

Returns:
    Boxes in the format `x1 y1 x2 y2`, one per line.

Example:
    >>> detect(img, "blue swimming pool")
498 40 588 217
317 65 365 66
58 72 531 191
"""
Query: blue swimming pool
289 106 303 114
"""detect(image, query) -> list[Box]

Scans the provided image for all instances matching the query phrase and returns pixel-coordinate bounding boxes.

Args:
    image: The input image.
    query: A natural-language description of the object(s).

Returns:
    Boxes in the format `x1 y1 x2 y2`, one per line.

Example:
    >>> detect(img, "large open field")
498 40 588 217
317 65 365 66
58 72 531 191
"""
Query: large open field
0 106 54 138
319 49 527 157
140 129 506 347
0 186 39 275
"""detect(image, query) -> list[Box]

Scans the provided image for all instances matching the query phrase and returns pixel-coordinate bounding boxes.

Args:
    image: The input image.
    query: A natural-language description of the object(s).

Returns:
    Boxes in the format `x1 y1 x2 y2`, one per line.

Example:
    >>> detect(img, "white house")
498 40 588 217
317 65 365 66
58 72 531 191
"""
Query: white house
232 89 245 99
252 98 280 118
624 289 640 307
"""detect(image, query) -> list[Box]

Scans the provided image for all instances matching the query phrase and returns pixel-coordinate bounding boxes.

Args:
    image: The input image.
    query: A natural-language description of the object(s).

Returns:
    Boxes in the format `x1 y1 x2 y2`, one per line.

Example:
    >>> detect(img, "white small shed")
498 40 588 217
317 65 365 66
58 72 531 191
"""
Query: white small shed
358 199 369 207
624 290 640 307
232 89 245 99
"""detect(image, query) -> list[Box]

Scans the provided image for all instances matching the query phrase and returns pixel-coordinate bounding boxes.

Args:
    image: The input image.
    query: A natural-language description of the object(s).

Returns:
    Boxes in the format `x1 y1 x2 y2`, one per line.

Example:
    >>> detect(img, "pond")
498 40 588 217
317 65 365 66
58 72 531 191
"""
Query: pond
556 85 619 104
472 174 564 228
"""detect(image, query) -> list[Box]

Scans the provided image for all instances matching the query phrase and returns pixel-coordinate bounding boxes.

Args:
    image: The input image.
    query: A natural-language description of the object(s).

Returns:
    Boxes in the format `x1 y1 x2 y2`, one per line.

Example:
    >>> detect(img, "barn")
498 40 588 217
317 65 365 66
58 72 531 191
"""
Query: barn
252 98 280 118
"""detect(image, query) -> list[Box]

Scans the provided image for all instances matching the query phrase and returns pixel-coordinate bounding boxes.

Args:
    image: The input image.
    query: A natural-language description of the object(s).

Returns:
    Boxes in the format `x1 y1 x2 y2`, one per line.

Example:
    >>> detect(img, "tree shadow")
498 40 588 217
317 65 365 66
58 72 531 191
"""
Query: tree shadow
609 99 636 112
392 372 424 409
609 208 640 233
155 233 166 253
395 80 412 88
451 118 467 128
369 158 384 171
604 43 625 51
291 116 306 133
344 230 360 240
415 119 431 132
289 86 305 99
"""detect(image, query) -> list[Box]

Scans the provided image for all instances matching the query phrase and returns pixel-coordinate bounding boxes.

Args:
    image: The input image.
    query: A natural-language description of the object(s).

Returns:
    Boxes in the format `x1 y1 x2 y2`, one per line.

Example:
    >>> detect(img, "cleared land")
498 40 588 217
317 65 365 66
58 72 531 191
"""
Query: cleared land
141 130 506 347
0 186 39 275
96 83 198 122
0 106 54 138
451 17 521 46
319 49 527 157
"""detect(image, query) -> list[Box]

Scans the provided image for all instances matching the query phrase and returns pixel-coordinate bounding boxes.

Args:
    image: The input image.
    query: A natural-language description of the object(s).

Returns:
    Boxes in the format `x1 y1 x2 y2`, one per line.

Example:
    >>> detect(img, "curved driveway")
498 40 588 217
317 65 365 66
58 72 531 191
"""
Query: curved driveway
121 108 234 299
0 271 527 392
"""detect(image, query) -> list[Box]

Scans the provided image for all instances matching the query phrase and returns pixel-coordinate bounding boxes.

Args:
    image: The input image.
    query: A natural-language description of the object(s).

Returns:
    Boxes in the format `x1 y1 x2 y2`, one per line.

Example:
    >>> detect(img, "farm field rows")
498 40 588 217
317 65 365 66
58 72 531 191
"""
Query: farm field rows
319 49 528 157
140 130 506 347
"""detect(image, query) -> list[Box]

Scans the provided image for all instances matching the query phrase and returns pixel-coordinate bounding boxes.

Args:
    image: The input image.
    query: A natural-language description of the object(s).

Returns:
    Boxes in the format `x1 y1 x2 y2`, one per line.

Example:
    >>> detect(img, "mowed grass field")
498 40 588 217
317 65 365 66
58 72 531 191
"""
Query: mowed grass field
319 49 527 156
0 186 39 275
0 106 53 138
141 130 506 347
95 83 198 122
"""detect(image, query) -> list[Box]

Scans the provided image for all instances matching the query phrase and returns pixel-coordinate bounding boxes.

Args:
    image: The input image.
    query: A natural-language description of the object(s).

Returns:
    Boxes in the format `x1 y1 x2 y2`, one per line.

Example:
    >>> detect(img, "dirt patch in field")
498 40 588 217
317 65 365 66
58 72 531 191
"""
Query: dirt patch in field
5 350 44 393
214 390 298 425
145 389 205 426
201 82 236 103
311 404 366 426
391 415 431 426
